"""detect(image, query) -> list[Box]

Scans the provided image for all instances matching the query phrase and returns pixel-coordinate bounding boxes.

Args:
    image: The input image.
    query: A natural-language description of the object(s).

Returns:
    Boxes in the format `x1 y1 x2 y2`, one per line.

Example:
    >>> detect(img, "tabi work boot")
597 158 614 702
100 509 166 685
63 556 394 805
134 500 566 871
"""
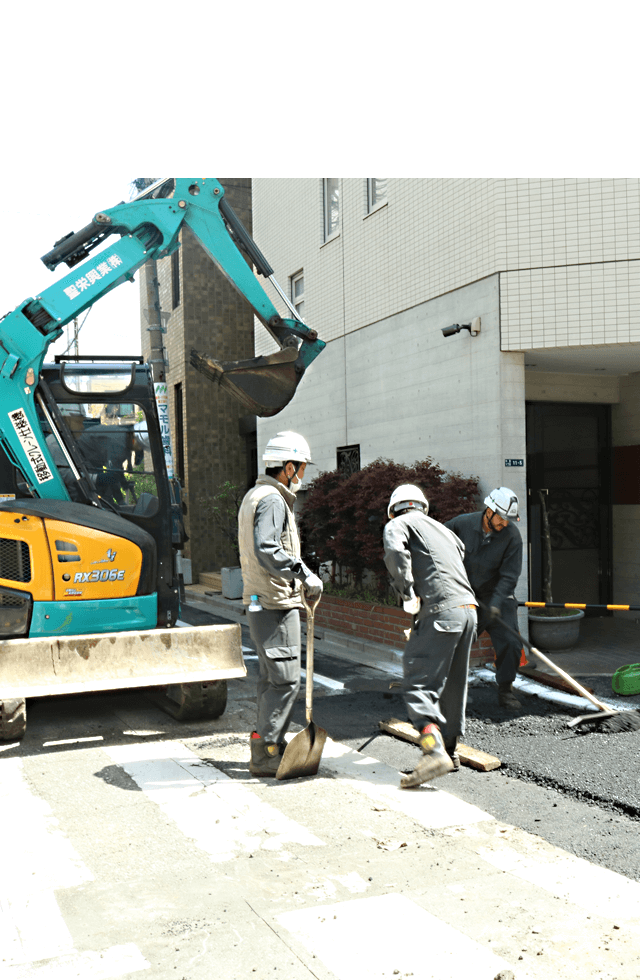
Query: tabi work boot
446 739 460 772
249 731 281 776
498 682 522 711
400 724 454 789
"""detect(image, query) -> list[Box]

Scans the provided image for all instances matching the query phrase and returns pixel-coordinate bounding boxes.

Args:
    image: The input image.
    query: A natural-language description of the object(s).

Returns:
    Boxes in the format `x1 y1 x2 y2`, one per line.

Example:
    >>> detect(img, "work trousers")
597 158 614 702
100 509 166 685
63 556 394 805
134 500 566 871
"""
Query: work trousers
403 604 477 749
247 607 301 745
476 596 521 685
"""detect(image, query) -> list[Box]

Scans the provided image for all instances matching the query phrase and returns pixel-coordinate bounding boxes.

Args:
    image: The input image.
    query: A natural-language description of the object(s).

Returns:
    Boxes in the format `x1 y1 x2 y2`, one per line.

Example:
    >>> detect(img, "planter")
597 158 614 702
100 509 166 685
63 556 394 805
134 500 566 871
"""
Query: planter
528 609 584 650
221 566 243 600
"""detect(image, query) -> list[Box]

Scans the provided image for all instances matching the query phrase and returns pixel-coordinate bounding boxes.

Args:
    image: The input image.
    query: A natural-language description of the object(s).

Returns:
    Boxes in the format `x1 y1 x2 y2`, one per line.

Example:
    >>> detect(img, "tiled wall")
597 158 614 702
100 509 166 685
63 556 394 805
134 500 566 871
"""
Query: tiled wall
501 261 640 349
252 178 640 355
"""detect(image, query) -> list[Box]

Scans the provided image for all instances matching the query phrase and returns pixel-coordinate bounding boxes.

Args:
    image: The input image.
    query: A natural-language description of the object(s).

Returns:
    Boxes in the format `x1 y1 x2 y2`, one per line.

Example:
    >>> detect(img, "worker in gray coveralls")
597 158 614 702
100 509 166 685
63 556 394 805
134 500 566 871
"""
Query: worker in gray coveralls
238 431 323 777
383 485 477 788
446 487 523 711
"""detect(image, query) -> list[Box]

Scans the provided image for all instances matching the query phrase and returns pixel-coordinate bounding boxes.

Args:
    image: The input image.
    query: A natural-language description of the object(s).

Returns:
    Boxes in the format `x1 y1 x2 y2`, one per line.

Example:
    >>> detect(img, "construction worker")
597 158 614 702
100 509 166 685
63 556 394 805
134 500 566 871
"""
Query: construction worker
445 487 524 710
238 431 323 777
383 485 477 788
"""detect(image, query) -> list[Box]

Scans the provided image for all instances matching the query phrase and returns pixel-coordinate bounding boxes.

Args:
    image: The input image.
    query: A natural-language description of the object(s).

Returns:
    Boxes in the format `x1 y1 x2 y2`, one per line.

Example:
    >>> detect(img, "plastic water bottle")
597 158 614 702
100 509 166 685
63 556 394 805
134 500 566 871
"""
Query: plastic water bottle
248 595 262 612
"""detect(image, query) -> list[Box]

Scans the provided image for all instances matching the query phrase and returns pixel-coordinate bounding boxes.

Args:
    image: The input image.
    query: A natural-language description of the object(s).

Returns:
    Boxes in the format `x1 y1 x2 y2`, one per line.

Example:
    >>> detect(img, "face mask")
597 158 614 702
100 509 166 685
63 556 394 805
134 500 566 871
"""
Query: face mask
290 473 303 493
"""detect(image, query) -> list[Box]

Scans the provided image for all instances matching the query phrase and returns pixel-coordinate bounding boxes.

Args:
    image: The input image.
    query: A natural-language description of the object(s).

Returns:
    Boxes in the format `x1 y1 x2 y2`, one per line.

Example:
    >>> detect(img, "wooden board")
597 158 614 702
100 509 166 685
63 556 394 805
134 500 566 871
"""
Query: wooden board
379 718 501 772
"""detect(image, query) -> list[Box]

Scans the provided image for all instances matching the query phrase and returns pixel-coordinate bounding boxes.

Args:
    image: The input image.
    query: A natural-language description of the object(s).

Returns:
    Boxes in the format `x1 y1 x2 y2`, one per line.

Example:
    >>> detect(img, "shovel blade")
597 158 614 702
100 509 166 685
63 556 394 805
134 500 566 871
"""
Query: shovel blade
276 721 327 780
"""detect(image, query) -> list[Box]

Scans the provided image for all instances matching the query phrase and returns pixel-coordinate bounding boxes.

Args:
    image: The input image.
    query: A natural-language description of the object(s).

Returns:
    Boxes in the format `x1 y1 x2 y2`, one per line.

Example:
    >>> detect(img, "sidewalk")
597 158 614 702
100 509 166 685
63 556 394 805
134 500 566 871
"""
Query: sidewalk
185 584 639 683
184 584 404 679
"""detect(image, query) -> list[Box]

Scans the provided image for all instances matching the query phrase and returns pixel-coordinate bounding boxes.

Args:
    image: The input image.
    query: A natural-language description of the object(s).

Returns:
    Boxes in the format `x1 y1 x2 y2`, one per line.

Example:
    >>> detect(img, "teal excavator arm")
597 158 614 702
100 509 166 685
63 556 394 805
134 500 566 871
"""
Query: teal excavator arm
0 177 325 502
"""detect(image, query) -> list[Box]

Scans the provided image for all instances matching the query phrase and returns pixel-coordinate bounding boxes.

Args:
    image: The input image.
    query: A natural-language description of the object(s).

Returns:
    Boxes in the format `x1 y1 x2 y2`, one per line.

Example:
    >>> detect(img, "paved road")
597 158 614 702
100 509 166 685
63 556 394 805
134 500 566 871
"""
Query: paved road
184 600 640 881
2 603 640 979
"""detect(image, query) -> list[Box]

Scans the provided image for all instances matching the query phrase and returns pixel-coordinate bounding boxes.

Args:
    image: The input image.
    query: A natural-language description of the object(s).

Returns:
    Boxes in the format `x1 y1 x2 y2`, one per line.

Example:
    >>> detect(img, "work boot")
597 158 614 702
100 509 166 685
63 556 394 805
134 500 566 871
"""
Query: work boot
249 731 281 776
498 682 522 711
400 724 454 788
446 738 460 772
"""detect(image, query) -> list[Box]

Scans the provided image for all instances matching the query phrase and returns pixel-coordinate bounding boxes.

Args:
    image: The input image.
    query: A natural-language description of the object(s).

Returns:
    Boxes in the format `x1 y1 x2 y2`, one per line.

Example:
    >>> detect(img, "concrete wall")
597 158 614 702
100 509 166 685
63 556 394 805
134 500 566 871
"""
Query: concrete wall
525 372 620 404
258 272 528 609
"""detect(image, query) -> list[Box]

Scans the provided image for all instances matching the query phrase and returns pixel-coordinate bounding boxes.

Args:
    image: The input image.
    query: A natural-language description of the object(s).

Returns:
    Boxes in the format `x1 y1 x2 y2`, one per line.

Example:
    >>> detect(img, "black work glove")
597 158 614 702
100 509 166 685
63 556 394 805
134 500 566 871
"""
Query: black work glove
488 605 501 624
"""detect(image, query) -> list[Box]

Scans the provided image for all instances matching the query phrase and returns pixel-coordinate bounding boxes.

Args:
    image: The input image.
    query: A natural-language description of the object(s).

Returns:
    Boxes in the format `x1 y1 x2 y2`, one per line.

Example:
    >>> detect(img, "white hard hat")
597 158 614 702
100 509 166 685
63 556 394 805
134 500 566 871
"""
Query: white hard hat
484 487 519 521
388 484 429 519
262 431 312 466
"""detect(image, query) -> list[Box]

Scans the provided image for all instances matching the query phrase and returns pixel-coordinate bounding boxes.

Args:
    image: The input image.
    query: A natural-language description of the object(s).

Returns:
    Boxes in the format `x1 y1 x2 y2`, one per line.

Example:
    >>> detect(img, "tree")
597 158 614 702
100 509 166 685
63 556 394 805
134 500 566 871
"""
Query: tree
300 458 479 599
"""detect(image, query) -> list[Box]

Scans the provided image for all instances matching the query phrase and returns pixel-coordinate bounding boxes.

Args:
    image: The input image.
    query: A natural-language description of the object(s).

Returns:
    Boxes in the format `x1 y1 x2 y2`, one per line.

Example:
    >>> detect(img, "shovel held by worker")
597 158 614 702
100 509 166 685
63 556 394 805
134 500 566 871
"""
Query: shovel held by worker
276 592 327 780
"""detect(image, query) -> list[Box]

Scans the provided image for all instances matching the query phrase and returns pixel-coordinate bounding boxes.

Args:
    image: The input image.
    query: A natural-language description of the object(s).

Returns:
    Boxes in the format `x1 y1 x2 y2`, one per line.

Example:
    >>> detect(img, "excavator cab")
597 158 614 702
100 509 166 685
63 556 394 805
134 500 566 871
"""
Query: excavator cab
0 357 182 642
39 357 183 627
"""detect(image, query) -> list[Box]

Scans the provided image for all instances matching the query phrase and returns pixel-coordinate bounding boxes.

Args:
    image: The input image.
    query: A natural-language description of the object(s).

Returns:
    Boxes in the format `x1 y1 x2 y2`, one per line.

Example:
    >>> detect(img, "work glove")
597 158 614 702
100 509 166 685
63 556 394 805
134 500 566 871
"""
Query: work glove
487 604 501 624
303 573 323 598
403 589 421 616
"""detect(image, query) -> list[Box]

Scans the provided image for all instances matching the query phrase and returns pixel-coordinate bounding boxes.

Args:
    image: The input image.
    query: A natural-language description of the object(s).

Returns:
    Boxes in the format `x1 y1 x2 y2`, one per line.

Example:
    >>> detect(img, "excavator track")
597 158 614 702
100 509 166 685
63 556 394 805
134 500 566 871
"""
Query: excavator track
0 698 27 741
148 680 228 721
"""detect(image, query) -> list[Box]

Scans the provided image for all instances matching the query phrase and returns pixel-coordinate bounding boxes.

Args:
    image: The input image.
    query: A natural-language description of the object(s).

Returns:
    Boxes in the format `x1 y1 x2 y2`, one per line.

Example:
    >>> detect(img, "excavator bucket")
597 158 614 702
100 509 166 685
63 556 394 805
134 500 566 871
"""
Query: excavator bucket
0 623 245 700
190 347 304 418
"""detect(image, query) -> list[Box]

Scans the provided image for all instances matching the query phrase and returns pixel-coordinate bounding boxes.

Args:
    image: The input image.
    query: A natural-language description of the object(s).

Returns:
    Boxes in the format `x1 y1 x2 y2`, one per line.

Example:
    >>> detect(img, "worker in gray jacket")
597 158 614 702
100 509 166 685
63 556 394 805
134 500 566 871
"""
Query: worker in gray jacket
446 487 523 710
238 431 323 777
383 485 477 788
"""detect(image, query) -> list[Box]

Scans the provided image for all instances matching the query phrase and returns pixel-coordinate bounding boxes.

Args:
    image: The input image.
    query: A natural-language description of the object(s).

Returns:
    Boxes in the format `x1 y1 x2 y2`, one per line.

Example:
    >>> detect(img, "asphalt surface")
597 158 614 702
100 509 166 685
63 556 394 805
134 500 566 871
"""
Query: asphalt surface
182 603 640 883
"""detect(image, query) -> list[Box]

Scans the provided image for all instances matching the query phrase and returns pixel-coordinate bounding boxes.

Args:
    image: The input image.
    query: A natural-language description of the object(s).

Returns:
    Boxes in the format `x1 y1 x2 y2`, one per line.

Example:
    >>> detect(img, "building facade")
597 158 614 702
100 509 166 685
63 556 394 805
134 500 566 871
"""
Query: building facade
139 179 256 580
252 178 640 616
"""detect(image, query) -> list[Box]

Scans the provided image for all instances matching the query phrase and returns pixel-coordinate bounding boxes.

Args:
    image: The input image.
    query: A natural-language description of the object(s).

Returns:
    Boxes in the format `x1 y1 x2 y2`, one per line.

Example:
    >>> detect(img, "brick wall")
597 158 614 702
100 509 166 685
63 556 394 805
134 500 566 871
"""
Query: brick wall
304 594 496 664
140 179 256 578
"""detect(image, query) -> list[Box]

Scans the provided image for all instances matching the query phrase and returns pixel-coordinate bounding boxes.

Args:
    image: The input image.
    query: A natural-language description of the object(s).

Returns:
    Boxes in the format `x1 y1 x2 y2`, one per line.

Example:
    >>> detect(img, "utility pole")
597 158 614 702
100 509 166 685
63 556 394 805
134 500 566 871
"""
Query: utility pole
144 258 174 480
145 259 167 383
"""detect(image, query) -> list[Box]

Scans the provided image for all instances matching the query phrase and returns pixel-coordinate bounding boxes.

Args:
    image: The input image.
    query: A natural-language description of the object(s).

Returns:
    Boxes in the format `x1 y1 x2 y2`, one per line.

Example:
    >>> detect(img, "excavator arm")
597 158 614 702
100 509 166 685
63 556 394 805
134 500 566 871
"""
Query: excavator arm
0 178 325 501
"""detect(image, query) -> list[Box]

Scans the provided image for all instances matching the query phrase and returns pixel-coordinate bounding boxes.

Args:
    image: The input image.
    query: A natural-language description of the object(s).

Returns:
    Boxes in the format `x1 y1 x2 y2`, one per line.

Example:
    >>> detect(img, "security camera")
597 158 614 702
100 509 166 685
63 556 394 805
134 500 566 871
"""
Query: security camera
441 318 481 338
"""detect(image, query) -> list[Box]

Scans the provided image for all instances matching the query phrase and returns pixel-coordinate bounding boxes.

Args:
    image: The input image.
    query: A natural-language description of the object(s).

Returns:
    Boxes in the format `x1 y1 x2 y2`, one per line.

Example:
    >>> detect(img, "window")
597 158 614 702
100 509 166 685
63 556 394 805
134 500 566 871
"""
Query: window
323 178 340 240
337 444 361 476
367 178 388 213
291 271 305 319
171 249 180 309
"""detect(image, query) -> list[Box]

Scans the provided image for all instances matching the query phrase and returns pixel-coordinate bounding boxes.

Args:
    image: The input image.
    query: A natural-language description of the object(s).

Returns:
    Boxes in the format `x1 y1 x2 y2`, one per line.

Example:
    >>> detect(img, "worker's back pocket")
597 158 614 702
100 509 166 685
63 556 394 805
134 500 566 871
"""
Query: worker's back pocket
434 620 463 633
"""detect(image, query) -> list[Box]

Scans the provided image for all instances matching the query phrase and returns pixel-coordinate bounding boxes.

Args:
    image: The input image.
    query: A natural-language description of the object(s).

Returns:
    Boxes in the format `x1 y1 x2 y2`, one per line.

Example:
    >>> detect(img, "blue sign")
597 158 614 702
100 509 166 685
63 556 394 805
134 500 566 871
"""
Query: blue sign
505 459 524 467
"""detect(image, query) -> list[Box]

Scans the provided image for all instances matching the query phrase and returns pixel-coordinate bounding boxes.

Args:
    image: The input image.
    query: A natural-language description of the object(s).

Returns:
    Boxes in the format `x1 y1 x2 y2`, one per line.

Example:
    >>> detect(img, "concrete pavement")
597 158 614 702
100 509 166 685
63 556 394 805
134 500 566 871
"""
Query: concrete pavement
3 596 640 979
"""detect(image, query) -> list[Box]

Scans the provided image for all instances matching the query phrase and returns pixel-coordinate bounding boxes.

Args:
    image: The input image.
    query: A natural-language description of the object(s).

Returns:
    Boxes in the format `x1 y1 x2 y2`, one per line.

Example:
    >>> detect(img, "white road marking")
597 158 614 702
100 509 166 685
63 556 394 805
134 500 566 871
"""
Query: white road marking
277 893 511 980
43 736 104 747
105 739 325 861
300 668 345 690
478 841 640 921
0 759 147 975
0 758 92 895
1 890 74 966
241 650 345 690
4 943 150 979
317 737 494 828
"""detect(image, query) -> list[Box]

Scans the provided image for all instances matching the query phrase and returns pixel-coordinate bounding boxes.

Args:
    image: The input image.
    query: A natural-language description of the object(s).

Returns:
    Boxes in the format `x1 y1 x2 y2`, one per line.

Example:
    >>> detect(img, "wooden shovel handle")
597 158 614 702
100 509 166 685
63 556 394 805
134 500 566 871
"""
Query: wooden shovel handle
301 592 321 723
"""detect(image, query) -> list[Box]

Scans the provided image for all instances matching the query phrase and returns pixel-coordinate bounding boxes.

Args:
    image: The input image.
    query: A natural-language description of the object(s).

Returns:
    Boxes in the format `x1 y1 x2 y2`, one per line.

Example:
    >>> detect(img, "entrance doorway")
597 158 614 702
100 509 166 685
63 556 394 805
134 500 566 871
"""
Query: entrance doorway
526 402 612 607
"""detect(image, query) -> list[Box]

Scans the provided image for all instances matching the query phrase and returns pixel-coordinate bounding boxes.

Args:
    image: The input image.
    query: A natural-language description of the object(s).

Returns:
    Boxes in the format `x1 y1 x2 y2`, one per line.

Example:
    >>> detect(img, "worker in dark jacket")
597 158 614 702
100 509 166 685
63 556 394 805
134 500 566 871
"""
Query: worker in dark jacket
446 487 523 710
383 485 477 788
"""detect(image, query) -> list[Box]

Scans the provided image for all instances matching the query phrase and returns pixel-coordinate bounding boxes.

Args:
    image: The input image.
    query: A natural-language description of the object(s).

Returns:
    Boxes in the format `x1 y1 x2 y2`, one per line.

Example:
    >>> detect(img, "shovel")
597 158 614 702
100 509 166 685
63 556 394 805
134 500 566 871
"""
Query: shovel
276 593 327 779
480 602 640 733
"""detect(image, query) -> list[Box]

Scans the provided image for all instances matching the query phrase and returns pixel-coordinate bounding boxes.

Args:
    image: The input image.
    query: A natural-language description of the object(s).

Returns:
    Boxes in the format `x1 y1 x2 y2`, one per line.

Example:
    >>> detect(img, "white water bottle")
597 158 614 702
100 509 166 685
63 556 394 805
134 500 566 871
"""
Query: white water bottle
248 594 262 612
